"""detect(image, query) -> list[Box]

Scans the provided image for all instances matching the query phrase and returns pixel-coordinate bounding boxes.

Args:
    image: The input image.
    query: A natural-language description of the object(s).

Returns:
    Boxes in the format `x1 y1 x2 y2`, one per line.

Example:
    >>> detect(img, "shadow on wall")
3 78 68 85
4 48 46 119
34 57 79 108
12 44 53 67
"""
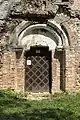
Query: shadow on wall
54 48 66 92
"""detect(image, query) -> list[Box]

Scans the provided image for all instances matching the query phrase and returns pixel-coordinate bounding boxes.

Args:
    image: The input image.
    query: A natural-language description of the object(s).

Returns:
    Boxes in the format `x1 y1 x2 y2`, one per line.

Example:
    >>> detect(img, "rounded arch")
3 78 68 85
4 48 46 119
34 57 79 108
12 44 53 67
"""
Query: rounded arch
10 20 69 53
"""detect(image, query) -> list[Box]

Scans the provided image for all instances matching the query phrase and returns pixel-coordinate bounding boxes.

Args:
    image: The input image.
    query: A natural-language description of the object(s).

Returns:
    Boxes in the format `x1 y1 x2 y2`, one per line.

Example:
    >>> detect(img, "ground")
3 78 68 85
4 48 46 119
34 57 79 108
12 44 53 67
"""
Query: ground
0 90 80 120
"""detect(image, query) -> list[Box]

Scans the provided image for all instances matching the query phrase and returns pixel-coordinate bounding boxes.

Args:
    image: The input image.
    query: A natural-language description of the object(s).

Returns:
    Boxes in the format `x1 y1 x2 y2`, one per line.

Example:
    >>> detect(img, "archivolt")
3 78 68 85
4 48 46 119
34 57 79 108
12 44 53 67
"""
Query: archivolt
10 20 69 52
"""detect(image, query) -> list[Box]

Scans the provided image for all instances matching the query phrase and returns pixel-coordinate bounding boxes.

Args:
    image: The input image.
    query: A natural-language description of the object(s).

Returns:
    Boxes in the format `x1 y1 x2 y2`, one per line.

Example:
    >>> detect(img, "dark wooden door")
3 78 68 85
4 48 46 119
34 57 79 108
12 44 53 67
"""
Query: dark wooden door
25 46 52 93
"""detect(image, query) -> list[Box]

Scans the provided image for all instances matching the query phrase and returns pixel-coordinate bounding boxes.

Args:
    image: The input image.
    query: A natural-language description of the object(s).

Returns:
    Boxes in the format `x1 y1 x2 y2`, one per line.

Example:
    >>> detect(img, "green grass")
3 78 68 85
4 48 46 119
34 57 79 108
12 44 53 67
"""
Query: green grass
0 90 80 120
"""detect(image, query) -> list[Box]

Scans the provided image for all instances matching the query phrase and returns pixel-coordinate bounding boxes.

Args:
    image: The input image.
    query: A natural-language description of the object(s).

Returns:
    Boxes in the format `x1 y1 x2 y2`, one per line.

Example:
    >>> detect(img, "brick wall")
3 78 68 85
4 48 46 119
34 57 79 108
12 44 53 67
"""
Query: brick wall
0 0 80 93
0 51 16 89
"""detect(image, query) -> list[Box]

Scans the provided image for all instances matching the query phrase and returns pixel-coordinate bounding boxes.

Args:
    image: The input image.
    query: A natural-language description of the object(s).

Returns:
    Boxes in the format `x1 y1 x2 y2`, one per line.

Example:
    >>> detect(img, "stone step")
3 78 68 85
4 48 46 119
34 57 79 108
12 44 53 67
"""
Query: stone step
26 93 51 100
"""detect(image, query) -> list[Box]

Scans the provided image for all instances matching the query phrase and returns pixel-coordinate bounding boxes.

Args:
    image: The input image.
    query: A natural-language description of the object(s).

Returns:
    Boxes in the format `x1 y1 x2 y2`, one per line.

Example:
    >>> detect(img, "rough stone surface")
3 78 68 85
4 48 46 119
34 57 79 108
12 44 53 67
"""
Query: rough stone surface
0 0 80 93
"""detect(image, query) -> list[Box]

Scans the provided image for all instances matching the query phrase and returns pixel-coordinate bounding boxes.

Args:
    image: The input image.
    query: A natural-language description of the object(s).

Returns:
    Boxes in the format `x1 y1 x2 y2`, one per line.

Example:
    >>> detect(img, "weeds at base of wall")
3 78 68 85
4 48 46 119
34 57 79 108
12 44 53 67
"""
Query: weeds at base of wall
0 88 78 100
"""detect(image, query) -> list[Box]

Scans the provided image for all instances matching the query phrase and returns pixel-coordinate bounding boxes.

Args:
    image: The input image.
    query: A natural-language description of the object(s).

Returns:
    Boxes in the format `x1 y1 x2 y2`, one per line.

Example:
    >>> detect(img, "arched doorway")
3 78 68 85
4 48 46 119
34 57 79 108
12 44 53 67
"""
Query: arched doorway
10 20 69 93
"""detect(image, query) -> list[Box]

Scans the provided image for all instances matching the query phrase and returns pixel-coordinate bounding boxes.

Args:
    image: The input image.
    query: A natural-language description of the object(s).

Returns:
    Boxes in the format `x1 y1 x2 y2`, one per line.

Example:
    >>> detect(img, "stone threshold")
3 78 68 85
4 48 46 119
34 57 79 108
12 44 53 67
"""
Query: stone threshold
23 91 63 100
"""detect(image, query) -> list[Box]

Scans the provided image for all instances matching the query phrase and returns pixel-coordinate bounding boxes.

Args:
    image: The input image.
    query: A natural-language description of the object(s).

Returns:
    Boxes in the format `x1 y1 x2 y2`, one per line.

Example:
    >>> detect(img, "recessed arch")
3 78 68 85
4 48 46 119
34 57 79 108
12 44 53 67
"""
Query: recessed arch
9 20 70 93
10 20 69 53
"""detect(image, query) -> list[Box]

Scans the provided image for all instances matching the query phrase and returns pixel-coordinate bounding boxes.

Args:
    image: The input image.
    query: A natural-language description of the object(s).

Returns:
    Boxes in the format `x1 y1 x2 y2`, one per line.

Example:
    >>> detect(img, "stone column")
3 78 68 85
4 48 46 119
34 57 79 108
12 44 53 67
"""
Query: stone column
15 49 25 92
52 57 60 93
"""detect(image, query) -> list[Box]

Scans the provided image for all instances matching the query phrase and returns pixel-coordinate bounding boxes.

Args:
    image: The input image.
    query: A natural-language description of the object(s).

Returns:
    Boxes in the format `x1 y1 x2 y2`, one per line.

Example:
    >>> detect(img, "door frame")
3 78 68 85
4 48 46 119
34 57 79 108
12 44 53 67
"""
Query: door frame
24 46 52 93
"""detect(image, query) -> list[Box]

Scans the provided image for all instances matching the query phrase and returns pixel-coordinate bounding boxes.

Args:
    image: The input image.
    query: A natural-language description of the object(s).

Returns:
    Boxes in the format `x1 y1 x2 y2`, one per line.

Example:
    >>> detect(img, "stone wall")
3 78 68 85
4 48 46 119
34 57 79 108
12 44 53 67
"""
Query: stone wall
65 48 76 92
75 47 80 92
0 0 80 93
0 50 25 92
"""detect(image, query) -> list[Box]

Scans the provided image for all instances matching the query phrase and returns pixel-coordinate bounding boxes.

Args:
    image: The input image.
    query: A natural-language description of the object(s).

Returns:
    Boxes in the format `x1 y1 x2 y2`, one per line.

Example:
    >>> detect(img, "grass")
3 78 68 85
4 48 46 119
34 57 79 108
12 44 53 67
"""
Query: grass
0 90 80 120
